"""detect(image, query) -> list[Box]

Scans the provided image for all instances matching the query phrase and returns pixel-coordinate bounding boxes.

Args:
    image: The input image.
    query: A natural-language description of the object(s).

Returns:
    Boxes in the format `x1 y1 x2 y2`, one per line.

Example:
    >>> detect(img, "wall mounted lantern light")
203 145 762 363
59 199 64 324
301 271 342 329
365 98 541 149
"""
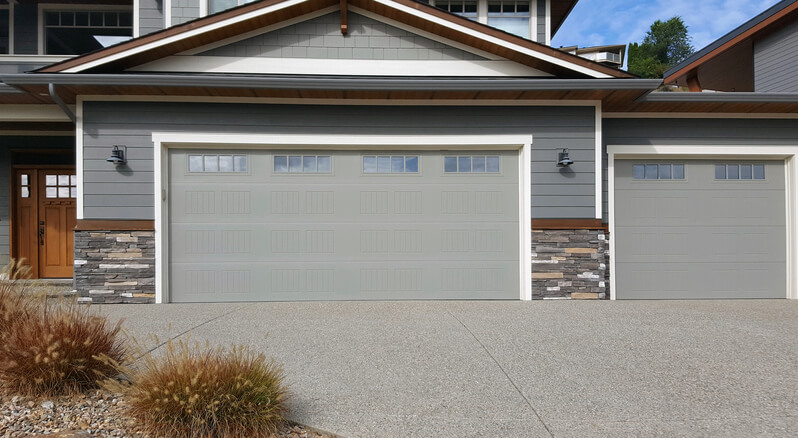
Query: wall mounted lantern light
557 148 574 167
106 145 127 165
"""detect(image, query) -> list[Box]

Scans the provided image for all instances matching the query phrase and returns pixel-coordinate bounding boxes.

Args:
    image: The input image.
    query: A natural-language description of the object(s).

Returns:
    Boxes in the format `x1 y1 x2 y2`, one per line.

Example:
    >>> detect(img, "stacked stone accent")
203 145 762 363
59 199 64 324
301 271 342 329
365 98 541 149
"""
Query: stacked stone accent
532 229 609 299
74 231 155 303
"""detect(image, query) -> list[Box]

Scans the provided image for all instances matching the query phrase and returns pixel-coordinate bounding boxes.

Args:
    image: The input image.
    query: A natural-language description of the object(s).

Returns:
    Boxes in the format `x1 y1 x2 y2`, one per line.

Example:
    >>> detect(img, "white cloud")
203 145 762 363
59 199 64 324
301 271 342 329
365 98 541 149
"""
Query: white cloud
551 0 783 52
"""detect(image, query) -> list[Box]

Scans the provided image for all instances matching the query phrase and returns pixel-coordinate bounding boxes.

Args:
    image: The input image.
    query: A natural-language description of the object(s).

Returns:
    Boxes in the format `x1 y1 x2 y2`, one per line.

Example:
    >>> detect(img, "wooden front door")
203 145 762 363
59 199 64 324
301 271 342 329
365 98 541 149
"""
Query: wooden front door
14 169 77 278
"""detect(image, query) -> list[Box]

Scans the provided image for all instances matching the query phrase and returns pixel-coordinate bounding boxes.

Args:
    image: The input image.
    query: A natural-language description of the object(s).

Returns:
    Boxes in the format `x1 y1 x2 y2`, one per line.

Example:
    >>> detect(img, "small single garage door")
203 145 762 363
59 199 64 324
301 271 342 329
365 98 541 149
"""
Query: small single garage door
168 149 520 302
614 159 786 299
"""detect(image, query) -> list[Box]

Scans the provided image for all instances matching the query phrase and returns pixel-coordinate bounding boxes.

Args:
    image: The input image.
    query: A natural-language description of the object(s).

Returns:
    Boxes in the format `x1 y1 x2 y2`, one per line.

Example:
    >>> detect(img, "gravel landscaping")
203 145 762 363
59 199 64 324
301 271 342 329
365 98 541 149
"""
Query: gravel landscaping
0 392 333 438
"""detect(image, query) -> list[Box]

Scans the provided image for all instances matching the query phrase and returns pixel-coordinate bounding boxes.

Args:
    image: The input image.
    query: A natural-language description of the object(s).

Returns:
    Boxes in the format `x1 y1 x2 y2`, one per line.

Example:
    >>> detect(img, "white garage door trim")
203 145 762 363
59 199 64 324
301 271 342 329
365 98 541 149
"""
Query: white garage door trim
153 132 533 303
608 144 798 300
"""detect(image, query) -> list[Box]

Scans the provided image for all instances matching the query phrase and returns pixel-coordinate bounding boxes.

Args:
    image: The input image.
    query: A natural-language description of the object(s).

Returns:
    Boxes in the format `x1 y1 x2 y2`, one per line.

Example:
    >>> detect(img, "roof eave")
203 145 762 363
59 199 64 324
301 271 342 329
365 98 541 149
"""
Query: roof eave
643 91 798 103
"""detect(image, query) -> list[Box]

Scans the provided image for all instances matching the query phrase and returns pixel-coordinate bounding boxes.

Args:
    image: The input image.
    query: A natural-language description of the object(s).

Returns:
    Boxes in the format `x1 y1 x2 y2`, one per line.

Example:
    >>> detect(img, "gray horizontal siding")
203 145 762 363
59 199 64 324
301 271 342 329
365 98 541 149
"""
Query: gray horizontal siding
536 0 546 43
0 136 74 264
171 0 199 26
201 12 484 60
602 118 798 222
755 19 798 92
139 0 164 36
83 102 597 220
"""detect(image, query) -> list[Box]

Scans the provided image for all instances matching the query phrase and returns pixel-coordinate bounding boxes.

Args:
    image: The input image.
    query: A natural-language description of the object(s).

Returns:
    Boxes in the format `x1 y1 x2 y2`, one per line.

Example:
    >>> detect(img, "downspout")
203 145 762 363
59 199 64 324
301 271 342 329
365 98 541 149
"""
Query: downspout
48 83 76 123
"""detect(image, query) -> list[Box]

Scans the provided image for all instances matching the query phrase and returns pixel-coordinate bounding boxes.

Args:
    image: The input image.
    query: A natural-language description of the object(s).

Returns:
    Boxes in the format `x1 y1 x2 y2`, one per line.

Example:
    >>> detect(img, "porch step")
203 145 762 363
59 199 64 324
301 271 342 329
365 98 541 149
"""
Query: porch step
5 279 76 297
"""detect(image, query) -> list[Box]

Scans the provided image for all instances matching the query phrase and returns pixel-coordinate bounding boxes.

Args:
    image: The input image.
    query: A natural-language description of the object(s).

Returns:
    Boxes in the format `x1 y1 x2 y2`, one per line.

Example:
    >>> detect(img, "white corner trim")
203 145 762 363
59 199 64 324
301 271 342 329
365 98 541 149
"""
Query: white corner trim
544 0 551 45
372 0 610 78
199 0 208 18
64 0 312 72
133 0 140 37
530 0 537 43
520 141 533 300
594 102 602 219
164 0 172 28
76 98 84 220
129 56 552 77
0 105 75 122
607 143 798 300
152 132 534 303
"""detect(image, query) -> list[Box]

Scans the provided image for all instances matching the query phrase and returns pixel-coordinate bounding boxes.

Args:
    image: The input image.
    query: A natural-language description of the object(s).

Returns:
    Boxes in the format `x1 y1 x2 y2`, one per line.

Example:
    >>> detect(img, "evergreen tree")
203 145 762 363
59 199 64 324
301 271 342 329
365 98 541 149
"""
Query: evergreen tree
628 17 695 78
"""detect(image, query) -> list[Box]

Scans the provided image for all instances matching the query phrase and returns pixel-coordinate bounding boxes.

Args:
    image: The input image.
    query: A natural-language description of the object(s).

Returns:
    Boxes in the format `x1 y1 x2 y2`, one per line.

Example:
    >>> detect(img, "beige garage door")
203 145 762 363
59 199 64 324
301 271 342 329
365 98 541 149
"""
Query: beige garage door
167 149 520 302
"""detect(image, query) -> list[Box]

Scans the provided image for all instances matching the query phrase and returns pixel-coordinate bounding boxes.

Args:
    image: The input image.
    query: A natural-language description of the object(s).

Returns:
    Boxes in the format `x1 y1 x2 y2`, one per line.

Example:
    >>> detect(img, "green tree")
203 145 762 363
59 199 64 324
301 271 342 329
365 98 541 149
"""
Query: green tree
627 16 695 78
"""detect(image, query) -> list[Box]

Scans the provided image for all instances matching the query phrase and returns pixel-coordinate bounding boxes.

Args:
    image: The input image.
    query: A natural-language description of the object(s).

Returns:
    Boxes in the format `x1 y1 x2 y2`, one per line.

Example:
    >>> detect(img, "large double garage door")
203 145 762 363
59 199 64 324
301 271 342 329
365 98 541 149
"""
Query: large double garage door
614 159 786 299
168 149 520 302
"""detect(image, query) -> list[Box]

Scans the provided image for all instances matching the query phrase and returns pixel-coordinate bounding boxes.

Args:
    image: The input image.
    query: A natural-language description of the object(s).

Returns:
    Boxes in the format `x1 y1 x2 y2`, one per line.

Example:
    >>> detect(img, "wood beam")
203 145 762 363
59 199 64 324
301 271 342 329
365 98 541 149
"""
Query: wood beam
340 0 348 35
686 74 702 92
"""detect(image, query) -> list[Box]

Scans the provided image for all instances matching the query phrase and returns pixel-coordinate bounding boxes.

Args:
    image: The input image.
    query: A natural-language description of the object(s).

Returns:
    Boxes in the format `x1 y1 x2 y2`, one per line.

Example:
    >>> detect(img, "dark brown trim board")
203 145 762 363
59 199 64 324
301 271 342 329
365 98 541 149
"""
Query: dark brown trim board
532 219 608 232
74 220 155 231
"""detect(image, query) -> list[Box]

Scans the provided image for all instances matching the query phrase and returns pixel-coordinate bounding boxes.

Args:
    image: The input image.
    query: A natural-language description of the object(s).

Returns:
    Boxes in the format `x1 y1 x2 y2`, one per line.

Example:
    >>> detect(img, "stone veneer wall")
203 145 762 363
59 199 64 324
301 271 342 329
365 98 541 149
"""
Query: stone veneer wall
531 229 609 299
74 231 155 303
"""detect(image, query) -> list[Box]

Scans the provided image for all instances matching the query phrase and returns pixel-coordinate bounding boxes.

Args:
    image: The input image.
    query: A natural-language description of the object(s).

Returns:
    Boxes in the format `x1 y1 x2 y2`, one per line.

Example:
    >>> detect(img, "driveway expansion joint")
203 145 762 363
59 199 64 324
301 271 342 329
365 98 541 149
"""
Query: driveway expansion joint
446 310 554 438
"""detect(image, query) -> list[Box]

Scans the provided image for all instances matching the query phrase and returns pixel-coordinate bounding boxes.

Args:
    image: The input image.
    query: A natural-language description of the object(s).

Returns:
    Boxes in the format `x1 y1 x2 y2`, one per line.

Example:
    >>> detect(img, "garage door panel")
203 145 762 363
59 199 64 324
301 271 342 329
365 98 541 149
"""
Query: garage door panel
169 149 520 302
615 159 786 299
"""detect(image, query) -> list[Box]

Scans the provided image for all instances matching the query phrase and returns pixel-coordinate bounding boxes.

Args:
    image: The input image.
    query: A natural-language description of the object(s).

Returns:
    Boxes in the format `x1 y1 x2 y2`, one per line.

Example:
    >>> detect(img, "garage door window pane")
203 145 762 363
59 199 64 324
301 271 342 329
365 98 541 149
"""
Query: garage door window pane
740 164 752 179
753 164 765 180
391 156 404 173
363 156 377 173
288 156 302 172
458 157 472 172
376 156 390 173
715 164 726 179
318 156 331 173
658 164 671 179
274 156 288 172
219 155 234 172
204 156 219 172
234 155 247 172
444 157 457 172
645 164 657 179
672 164 684 180
473 156 486 173
406 156 419 173
303 156 317 172
486 156 500 172
727 164 739 179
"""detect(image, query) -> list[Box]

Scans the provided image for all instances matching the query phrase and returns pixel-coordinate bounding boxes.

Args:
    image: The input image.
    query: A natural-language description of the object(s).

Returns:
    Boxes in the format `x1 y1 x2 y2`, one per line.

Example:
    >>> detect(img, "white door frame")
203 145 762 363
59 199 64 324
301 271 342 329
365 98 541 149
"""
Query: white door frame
153 132 533 303
607 144 798 300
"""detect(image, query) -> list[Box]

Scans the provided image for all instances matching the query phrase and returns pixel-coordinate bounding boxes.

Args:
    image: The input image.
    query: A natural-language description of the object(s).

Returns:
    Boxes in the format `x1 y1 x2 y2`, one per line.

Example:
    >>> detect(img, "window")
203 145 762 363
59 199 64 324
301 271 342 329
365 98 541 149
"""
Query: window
274 155 331 173
363 155 419 173
715 164 765 180
20 174 30 198
45 174 77 199
189 154 248 173
209 0 258 14
435 0 478 18
43 9 132 55
0 3 9 54
632 164 685 180
488 1 530 38
444 155 500 173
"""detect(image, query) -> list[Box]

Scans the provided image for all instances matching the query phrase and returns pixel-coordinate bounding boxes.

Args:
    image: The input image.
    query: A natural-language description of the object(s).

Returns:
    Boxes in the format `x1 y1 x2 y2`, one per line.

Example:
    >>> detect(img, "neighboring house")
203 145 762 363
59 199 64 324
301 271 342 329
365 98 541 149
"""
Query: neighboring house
0 0 796 303
559 44 625 69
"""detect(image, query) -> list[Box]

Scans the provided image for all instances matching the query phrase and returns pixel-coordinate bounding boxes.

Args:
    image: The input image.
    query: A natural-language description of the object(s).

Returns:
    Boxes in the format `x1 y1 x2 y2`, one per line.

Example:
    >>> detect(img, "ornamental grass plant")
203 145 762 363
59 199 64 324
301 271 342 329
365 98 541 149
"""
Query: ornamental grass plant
107 339 288 438
0 260 127 396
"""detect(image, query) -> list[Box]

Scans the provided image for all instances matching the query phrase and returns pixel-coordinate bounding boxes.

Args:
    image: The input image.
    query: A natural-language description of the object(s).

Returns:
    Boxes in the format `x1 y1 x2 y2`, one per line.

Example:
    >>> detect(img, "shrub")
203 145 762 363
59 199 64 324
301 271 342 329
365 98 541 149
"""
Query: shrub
0 260 36 337
0 296 126 396
116 340 287 438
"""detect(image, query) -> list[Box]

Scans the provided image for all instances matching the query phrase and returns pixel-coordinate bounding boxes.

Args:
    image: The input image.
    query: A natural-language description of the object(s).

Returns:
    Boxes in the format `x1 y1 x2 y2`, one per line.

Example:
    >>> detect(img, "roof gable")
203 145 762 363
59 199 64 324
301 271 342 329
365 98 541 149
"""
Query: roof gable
37 0 632 79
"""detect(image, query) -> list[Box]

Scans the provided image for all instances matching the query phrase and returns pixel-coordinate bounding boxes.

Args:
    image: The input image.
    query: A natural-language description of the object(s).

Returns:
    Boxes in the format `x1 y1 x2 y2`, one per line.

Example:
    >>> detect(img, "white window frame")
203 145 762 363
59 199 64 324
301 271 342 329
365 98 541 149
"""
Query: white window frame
37 4 132 55
607 145 798 300
152 133 533 304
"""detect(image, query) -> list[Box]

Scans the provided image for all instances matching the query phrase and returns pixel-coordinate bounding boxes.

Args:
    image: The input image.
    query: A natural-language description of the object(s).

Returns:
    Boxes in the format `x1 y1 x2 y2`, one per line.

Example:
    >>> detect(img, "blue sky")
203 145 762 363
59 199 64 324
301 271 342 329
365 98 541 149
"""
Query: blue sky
552 0 783 52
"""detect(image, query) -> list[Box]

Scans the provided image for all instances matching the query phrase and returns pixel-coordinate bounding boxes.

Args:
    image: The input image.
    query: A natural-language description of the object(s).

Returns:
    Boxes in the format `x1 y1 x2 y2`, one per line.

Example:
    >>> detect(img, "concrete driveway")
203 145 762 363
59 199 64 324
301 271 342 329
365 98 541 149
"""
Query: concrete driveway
99 301 798 437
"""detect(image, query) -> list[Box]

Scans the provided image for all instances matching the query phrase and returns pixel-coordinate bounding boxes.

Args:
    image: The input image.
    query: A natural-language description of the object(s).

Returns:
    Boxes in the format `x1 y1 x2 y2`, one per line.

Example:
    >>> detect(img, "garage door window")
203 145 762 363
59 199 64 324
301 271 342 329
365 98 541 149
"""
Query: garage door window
715 164 765 180
274 155 331 173
633 164 684 180
189 154 248 173
444 156 500 173
363 155 419 173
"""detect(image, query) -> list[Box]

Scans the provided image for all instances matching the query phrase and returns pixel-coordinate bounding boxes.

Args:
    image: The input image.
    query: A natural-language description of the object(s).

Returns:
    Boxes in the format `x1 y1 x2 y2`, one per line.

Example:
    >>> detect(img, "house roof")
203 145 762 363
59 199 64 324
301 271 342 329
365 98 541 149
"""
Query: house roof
36 0 631 79
663 0 798 90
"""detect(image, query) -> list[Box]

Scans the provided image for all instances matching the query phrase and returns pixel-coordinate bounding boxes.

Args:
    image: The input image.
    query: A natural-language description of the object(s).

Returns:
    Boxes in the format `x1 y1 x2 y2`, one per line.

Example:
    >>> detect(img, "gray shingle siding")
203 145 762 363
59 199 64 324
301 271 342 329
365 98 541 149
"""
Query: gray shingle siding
82 102 597 220
536 0 546 43
754 19 798 92
139 0 165 36
602 118 798 222
200 12 486 60
171 0 200 25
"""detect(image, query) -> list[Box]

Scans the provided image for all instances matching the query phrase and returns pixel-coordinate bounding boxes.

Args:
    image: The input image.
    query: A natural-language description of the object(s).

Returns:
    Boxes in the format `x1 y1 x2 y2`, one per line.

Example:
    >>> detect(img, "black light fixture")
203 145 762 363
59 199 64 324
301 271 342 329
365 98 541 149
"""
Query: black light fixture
106 145 126 165
557 148 574 167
